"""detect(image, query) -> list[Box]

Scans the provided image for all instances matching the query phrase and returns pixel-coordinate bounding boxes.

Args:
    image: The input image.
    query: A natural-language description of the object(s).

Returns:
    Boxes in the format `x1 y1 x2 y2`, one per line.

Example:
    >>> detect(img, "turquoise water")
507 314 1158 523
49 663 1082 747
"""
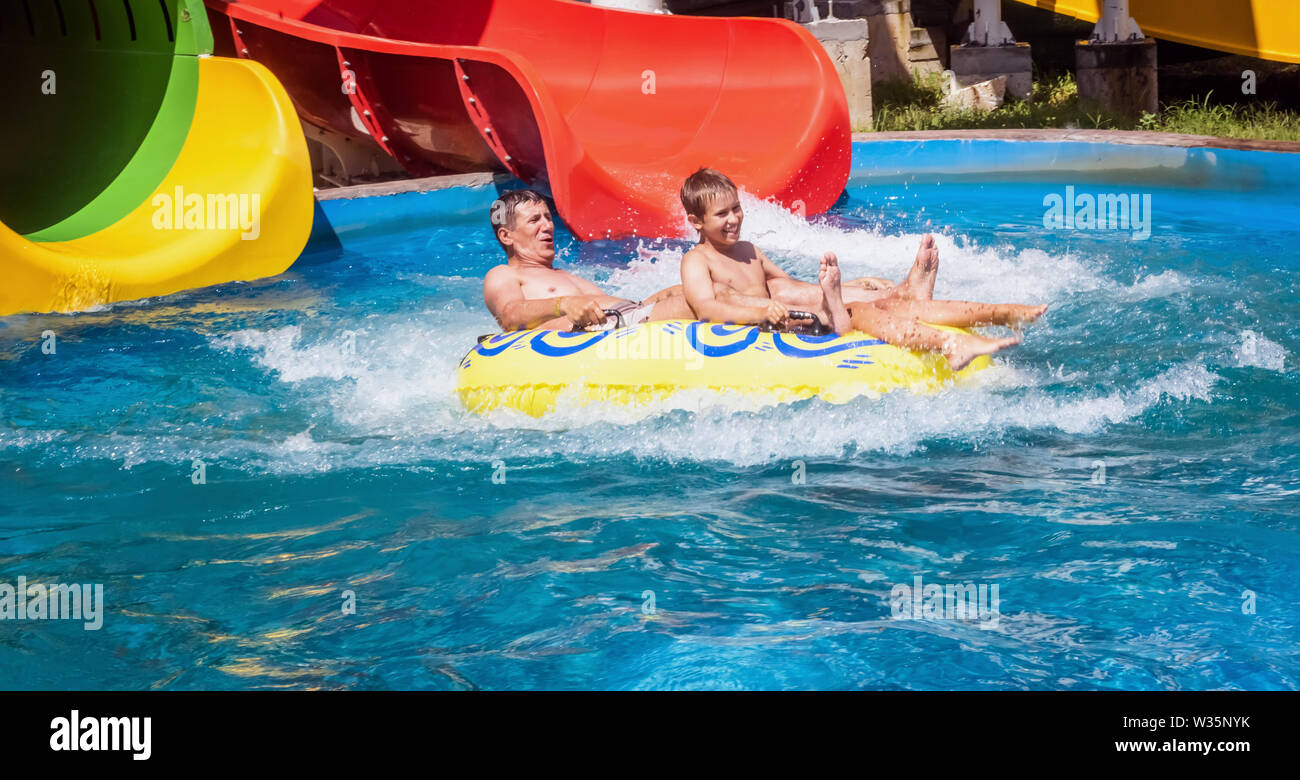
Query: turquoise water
2 144 1297 689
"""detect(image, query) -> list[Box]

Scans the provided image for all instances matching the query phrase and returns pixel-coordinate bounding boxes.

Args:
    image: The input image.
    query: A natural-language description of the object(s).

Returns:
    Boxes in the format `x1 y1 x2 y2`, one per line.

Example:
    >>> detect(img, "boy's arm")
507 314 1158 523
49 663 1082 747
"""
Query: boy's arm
483 266 606 330
681 251 787 326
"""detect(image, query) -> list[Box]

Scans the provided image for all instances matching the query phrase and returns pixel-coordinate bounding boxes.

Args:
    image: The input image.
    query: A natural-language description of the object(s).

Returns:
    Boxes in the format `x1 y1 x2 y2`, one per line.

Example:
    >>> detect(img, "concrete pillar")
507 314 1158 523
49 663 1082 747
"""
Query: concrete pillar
968 0 1013 46
949 0 1030 100
783 1 937 87
804 17 873 129
1075 0 1157 117
949 43 1031 100
1076 40 1158 117
1089 0 1143 43
908 24 946 76
786 2 910 85
864 1 915 85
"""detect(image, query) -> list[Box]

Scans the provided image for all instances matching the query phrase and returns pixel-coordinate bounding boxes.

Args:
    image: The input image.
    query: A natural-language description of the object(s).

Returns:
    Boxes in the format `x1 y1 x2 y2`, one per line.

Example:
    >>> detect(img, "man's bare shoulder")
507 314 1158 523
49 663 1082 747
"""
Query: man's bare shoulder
484 263 521 283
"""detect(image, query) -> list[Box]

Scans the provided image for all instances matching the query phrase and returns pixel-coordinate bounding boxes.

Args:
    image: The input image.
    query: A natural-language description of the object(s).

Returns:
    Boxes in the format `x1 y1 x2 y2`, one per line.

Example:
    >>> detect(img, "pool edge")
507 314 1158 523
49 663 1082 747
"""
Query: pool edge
853 129 1300 154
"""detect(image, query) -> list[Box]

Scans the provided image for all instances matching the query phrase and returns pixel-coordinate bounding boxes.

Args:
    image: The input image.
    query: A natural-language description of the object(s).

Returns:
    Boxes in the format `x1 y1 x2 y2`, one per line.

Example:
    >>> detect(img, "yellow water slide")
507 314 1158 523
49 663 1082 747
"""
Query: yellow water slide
1011 0 1300 63
0 0 312 317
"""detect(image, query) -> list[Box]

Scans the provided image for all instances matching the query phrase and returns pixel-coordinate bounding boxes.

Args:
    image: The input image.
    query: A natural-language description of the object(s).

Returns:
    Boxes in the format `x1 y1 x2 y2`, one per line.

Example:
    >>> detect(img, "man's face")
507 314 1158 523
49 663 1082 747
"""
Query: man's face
499 200 555 262
690 193 743 248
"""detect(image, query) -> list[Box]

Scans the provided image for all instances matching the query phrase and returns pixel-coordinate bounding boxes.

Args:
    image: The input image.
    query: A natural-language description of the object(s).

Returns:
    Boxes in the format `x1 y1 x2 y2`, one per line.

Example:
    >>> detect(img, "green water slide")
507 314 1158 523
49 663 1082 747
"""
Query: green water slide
4 0 210 238
1 0 312 316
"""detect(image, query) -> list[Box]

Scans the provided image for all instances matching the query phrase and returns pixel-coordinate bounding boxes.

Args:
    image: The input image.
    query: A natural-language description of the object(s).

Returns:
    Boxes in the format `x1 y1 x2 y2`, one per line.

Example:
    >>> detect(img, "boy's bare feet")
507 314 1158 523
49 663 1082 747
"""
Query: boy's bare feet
1004 303 1049 326
818 252 853 335
899 234 939 301
942 331 1022 371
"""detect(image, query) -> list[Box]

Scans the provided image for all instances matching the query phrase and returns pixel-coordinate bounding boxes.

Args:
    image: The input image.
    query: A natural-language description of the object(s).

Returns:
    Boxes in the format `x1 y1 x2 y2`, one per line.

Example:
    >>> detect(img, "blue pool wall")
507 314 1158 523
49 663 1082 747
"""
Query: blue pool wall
849 139 1300 190
303 139 1300 257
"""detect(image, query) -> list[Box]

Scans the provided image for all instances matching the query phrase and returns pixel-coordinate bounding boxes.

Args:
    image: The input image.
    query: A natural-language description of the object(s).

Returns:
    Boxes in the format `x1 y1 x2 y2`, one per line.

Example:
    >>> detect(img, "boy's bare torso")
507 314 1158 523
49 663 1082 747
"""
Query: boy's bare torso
685 241 773 299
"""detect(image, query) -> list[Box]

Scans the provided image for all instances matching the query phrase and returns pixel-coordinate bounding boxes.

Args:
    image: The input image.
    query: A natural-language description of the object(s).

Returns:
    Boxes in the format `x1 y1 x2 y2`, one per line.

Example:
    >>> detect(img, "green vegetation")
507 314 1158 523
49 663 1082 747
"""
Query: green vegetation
868 71 1300 142
1144 93 1300 140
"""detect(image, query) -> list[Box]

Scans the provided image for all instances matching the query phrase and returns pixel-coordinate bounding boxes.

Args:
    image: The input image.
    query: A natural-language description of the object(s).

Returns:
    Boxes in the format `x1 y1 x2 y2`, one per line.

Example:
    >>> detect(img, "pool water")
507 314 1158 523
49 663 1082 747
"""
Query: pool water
2 146 1297 690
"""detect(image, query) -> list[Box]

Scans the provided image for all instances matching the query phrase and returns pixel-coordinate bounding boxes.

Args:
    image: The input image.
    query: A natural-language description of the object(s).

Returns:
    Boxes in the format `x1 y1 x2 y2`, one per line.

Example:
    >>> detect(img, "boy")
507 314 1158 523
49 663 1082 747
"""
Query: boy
677 168 1046 370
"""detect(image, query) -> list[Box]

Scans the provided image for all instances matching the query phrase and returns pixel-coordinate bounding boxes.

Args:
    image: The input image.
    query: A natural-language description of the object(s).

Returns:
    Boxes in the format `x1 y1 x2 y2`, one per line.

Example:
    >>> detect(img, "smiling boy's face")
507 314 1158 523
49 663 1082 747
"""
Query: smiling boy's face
689 192 743 248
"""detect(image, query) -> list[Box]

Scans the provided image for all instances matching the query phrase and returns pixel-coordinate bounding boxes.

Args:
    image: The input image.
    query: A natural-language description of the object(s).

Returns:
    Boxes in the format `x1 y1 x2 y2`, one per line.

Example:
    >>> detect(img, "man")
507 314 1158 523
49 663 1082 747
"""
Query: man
482 190 696 331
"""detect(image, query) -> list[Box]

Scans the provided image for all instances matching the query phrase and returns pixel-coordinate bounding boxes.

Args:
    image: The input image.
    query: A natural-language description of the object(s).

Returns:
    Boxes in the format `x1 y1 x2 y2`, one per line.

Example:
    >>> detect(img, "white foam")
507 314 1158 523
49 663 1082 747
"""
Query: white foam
211 318 476 440
1115 270 1192 302
600 194 1186 307
1233 330 1288 372
212 326 358 382
195 320 1224 470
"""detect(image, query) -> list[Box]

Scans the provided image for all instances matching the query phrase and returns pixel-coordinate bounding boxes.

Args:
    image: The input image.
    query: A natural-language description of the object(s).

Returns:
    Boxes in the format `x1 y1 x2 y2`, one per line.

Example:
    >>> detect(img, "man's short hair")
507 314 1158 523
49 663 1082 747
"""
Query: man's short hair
489 189 548 247
680 168 738 218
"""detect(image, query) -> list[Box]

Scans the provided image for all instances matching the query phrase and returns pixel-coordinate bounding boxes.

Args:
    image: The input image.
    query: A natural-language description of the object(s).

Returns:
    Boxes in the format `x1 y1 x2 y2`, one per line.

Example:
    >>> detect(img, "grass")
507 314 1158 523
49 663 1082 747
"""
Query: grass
1146 93 1300 141
868 71 1300 142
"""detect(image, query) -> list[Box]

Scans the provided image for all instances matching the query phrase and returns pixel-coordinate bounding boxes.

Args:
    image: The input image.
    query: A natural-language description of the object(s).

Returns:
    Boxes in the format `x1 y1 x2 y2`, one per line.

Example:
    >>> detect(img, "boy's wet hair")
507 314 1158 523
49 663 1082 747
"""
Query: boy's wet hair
680 168 738 218
490 189 548 247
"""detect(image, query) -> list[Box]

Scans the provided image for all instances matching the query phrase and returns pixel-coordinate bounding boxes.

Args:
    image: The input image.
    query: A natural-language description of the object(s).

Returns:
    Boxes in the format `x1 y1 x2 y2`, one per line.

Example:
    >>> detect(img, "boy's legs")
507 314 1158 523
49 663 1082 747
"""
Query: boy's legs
768 234 940 310
853 235 1048 327
848 301 1021 371
873 298 1048 327
895 233 939 300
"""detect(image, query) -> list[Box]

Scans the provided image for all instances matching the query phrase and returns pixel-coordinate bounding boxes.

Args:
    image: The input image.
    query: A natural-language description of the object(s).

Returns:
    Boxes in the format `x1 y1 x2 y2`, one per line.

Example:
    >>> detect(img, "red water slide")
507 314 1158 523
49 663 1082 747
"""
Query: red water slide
205 0 849 239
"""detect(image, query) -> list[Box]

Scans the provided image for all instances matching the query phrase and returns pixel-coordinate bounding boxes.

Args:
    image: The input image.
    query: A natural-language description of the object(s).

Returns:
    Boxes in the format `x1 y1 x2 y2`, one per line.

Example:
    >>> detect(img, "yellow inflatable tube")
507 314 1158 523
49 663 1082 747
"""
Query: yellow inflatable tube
457 320 991 416
0 56 312 316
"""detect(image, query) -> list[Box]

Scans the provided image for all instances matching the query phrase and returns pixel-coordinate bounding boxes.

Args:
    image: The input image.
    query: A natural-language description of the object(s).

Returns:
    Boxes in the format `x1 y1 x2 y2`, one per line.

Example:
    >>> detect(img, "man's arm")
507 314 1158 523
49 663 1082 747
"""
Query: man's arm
483 266 605 330
714 285 778 308
643 284 683 304
851 276 897 291
756 247 796 291
681 251 787 326
756 249 895 307
756 247 820 309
